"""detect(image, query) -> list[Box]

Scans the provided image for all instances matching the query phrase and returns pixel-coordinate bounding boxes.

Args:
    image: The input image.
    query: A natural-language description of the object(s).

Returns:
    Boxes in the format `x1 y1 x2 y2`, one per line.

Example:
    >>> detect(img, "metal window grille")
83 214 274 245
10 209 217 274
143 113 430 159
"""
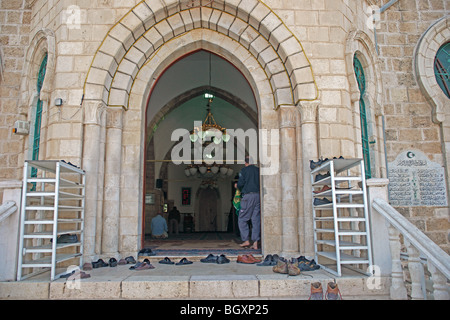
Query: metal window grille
434 42 450 99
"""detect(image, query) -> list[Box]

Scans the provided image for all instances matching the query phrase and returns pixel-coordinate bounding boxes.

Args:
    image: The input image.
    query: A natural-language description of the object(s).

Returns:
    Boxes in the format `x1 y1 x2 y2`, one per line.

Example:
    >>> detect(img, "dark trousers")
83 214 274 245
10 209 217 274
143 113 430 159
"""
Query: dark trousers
238 193 261 242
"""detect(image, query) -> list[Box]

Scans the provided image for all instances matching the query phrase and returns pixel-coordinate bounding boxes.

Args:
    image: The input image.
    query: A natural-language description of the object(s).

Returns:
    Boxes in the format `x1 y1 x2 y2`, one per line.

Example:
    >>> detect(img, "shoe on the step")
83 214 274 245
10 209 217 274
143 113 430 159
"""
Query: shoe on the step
247 254 261 263
109 258 118 267
298 260 320 271
82 262 92 271
92 259 108 268
129 261 144 270
158 257 175 265
271 254 279 266
200 254 217 263
118 258 127 265
309 282 323 300
256 254 273 266
272 259 288 274
176 258 193 265
135 260 155 270
125 256 136 264
288 261 301 276
216 254 230 264
138 248 156 256
237 255 258 264
325 282 342 300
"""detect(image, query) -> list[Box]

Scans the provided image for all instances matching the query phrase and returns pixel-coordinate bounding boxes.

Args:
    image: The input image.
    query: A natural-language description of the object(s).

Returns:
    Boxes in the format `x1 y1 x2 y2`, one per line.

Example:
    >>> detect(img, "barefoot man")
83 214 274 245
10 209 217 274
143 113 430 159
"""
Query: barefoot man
235 155 261 250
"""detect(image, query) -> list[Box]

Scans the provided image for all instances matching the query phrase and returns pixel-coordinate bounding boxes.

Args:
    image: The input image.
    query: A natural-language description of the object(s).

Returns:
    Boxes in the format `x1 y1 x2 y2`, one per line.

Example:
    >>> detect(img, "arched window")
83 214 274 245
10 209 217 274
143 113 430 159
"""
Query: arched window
434 42 450 99
31 53 48 179
353 55 371 179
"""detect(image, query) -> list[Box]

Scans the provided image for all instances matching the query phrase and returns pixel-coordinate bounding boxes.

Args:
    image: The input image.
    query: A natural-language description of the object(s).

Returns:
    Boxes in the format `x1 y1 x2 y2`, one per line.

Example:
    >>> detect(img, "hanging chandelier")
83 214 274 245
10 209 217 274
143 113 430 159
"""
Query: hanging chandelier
185 94 234 178
189 94 231 144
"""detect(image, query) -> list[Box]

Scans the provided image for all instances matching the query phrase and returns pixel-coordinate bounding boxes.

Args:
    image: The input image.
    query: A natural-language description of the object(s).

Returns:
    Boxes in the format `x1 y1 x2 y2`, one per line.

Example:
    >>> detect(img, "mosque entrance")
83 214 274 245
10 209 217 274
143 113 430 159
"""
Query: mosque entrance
143 50 260 254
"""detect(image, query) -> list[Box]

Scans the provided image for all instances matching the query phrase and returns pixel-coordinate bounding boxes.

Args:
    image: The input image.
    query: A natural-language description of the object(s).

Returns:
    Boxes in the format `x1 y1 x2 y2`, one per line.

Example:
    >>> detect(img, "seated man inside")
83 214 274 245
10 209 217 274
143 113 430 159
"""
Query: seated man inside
151 212 168 239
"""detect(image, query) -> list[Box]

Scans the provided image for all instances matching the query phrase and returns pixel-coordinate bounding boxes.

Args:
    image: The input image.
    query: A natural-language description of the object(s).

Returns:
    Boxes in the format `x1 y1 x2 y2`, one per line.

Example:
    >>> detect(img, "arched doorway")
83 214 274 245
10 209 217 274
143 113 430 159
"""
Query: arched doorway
143 49 258 251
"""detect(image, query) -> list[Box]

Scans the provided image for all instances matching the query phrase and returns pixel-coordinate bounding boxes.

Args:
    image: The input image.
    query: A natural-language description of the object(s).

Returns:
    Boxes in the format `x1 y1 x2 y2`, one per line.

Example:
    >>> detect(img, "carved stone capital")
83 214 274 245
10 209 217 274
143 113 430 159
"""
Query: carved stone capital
279 105 298 129
83 101 106 125
106 107 124 129
297 100 320 124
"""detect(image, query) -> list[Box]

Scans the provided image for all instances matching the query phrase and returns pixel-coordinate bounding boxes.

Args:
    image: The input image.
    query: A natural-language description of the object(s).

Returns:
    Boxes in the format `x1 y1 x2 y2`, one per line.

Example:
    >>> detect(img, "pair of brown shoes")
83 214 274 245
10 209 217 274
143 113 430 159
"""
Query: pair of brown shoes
309 281 342 300
272 258 301 276
236 254 262 264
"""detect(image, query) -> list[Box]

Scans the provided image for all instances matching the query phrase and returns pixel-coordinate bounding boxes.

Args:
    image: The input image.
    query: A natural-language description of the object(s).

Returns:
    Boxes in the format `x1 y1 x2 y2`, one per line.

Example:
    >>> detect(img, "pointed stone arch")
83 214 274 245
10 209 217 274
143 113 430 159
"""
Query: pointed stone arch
20 28 56 108
83 0 317 112
81 0 318 258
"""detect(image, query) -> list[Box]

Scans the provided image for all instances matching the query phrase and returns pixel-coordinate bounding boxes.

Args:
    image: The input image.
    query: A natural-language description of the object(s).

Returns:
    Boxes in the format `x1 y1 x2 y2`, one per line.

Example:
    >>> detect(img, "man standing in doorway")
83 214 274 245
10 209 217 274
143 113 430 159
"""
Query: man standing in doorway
235 155 261 250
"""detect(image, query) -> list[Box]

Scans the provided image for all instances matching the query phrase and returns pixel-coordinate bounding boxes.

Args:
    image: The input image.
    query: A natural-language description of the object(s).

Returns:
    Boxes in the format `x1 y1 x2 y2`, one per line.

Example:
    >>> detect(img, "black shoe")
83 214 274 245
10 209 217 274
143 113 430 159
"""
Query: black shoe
92 259 108 268
313 198 332 206
200 254 217 263
176 258 193 265
125 256 136 264
55 234 78 243
310 159 322 170
216 254 230 264
256 254 273 266
109 258 118 267
138 248 156 256
315 171 330 182
310 157 329 170
158 257 175 265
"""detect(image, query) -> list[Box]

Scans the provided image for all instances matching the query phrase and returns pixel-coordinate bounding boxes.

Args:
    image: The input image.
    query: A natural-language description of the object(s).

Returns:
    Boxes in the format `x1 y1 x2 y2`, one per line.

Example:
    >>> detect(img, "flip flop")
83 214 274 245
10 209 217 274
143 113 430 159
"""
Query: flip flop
158 257 175 265
176 258 193 265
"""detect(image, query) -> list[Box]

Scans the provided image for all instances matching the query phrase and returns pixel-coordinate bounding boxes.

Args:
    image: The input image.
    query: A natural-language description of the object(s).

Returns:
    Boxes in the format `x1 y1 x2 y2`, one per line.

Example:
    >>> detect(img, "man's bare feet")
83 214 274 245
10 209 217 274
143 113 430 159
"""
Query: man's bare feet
252 241 259 250
240 241 250 247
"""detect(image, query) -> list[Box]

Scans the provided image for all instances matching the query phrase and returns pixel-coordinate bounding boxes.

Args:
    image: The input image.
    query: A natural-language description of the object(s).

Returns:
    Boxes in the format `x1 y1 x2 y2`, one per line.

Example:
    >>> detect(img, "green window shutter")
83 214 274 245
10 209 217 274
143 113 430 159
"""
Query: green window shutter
353 56 371 179
31 54 48 184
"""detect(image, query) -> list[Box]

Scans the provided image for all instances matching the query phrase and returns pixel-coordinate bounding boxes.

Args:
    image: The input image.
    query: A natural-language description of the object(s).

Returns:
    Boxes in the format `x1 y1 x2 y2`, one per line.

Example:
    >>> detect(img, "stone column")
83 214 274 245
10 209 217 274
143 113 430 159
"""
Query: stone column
279 106 299 257
298 101 319 256
81 101 105 261
101 107 124 258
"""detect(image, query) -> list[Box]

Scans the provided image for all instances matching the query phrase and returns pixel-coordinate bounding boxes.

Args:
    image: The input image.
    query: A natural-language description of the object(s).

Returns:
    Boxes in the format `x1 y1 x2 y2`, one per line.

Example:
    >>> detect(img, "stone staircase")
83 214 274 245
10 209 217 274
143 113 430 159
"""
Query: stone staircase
0 255 390 300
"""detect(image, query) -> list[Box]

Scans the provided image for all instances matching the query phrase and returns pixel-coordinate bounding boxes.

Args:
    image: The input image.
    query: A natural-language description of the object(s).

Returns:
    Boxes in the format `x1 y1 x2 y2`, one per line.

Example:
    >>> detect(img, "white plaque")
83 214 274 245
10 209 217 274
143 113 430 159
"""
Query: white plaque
388 150 448 207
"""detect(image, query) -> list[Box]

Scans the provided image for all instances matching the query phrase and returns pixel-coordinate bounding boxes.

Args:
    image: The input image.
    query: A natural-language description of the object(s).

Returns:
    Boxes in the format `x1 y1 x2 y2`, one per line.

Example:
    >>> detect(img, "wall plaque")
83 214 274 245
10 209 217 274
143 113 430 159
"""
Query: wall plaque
388 150 448 207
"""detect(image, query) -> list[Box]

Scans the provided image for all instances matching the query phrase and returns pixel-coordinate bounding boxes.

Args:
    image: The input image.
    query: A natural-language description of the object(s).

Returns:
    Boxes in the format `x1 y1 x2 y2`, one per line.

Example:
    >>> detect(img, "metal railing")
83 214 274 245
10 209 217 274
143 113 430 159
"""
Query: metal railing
372 198 450 300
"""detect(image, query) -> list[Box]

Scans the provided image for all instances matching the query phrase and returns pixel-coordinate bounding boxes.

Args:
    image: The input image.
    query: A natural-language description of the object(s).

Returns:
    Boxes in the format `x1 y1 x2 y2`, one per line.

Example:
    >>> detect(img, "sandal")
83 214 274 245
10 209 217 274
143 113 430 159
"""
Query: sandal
176 258 193 265
158 257 175 265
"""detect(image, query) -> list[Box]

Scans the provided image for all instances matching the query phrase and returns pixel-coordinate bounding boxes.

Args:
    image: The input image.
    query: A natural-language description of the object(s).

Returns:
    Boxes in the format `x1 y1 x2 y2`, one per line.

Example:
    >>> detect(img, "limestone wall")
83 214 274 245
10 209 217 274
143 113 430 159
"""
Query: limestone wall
377 0 449 253
0 0 448 256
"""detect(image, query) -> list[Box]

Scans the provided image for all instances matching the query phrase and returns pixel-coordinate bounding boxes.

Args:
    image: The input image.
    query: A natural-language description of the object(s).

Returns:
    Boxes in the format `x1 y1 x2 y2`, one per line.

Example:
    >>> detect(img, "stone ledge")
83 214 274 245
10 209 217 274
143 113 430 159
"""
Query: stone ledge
0 274 391 300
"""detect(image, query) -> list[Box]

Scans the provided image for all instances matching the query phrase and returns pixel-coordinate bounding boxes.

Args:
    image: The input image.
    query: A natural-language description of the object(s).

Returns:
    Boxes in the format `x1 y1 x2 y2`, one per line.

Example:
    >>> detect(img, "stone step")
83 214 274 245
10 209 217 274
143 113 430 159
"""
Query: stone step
0 261 390 300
